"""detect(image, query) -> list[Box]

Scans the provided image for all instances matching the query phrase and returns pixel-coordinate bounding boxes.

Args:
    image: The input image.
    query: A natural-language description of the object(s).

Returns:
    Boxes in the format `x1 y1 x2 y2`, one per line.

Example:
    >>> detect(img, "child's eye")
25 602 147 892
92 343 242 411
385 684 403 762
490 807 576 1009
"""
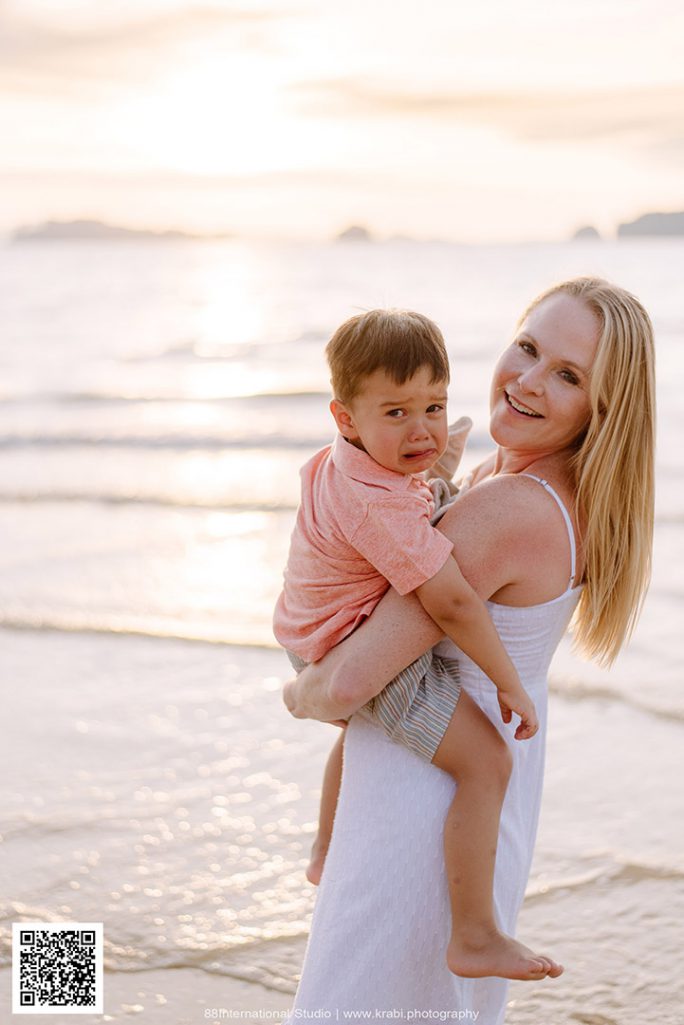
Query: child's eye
426 404 444 414
386 408 405 418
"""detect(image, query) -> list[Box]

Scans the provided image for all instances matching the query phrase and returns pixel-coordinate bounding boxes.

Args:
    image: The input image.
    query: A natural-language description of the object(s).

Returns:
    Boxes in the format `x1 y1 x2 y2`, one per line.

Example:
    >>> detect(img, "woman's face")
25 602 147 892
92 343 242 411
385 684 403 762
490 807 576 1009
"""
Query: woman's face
489 292 600 456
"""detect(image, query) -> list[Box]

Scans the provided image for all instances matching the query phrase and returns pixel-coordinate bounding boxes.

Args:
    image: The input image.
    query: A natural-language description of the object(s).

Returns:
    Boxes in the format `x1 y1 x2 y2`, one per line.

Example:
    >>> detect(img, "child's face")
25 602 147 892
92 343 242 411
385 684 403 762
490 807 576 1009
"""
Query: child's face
332 366 449 475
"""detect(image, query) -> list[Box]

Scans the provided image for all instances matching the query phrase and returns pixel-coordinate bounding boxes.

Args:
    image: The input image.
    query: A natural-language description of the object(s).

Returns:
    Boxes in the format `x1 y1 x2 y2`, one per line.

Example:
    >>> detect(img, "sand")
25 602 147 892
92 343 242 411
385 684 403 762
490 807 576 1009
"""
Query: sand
0 962 298 1024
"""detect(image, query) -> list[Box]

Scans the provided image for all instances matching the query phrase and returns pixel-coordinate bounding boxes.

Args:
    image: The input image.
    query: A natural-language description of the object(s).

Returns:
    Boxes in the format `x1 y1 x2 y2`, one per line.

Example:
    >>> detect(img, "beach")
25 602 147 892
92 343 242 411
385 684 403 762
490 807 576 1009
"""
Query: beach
0 963 295 1025
0 236 683 1024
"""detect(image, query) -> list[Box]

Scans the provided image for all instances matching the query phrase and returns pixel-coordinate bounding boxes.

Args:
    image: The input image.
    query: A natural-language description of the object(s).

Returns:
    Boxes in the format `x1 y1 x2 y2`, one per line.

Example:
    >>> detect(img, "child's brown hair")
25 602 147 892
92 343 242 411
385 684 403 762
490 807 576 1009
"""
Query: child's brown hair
326 309 450 404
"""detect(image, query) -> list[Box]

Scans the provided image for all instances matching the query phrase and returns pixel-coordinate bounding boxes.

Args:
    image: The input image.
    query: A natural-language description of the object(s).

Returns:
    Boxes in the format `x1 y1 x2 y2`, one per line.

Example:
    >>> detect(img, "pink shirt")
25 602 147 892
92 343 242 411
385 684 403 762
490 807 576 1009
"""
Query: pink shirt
273 434 454 662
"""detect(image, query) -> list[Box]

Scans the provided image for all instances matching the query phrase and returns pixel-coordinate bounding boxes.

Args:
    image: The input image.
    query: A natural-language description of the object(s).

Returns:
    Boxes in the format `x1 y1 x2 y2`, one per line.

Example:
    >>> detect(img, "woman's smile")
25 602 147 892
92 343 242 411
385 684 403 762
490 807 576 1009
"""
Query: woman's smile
504 391 544 418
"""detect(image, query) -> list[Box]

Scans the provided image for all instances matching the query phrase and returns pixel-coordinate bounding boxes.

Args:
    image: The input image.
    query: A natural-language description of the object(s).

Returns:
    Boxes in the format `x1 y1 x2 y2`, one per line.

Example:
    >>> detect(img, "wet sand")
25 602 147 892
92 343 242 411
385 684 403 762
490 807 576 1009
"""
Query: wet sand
0 963 297 1024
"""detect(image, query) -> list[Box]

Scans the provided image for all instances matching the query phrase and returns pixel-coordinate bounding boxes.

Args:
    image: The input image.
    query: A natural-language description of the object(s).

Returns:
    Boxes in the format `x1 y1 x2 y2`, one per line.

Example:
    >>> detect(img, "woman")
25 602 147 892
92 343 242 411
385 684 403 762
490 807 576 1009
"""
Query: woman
282 278 655 1023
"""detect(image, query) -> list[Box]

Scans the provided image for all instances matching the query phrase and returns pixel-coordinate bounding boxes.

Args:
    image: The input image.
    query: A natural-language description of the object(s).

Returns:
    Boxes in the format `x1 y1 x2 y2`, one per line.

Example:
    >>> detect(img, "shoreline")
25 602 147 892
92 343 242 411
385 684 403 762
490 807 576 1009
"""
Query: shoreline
3 623 683 1023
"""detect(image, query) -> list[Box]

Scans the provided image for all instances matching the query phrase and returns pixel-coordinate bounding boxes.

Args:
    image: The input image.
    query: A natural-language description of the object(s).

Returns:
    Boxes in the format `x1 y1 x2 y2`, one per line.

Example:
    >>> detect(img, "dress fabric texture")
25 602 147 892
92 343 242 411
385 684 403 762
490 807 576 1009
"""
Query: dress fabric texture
286 479 581 1025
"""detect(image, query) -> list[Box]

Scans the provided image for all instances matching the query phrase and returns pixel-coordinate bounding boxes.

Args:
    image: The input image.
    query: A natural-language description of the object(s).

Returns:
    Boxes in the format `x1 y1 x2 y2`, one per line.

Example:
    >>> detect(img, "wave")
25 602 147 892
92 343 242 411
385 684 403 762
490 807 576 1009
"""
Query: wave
548 676 684 724
0 489 681 528
0 492 298 512
0 616 281 650
0 428 496 452
0 389 330 407
526 857 684 904
123 340 202 362
0 900 305 988
122 331 328 365
0 433 331 450
3 857 682 983
1 617 681 723
0 808 155 844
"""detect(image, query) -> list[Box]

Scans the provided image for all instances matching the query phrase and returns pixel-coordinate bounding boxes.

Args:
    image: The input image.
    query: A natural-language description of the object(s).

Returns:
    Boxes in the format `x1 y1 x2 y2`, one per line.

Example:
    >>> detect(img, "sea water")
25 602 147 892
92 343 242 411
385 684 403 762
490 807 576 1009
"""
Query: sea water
0 237 682 1021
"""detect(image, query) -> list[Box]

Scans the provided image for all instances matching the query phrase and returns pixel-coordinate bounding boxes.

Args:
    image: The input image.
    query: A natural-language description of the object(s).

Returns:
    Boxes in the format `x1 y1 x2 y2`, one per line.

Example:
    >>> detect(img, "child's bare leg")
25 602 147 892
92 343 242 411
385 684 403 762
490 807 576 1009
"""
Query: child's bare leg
307 730 344 885
432 690 563 981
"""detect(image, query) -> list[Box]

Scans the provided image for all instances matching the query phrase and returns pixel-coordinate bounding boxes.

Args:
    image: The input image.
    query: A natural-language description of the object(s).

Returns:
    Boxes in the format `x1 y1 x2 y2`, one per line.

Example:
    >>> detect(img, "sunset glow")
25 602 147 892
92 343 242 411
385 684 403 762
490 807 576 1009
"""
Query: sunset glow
2 0 682 241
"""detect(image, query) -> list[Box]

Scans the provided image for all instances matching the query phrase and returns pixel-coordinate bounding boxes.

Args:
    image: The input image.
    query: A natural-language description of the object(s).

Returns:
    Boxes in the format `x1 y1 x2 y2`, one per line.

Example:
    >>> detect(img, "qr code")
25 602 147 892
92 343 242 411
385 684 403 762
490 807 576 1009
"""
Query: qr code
12 923 103 1015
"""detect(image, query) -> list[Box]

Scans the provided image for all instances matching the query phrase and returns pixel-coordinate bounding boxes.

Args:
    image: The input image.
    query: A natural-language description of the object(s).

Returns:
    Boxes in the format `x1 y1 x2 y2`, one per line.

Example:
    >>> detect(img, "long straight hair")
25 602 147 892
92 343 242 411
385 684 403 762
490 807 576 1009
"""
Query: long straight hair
520 278 656 665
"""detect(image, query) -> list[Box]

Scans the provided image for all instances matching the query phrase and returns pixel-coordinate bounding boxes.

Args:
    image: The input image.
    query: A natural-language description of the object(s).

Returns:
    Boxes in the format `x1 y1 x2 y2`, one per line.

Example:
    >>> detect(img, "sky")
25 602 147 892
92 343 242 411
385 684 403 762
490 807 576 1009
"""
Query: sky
1 0 683 242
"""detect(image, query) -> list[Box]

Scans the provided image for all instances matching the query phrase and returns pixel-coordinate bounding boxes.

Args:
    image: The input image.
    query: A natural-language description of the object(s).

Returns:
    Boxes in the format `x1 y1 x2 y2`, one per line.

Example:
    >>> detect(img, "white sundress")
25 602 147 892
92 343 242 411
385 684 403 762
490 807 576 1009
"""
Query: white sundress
286 475 582 1025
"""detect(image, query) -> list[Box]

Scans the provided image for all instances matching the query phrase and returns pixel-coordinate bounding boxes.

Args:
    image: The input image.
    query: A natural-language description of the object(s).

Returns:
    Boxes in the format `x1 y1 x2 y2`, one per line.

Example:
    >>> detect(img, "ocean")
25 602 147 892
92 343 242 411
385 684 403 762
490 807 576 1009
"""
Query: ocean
0 236 682 1024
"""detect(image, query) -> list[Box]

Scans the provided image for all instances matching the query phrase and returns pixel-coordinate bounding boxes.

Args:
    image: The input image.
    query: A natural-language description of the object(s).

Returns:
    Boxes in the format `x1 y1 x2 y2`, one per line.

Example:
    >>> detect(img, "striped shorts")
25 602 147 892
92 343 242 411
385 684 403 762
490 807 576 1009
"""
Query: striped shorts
286 648 461 764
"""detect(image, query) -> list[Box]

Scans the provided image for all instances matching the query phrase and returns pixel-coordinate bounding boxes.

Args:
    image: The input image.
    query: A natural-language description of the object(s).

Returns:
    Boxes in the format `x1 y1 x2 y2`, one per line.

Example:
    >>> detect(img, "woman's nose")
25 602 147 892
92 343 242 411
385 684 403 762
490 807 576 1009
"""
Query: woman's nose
518 365 544 395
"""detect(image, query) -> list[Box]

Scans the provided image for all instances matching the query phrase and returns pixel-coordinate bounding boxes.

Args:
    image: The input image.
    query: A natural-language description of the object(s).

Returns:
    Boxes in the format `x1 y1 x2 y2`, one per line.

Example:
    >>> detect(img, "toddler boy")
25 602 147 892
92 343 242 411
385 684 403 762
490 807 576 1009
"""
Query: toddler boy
274 310 554 981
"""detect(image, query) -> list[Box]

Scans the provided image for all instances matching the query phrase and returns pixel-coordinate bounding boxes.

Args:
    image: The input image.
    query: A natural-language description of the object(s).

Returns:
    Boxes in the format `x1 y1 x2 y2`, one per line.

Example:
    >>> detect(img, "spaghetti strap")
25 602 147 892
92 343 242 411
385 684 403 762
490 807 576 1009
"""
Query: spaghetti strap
520 473 577 590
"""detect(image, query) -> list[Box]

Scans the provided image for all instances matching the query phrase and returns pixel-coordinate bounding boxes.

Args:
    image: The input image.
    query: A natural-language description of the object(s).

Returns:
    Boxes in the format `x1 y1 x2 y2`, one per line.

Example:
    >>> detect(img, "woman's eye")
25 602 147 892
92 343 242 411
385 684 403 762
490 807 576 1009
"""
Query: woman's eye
560 370 579 385
519 340 536 355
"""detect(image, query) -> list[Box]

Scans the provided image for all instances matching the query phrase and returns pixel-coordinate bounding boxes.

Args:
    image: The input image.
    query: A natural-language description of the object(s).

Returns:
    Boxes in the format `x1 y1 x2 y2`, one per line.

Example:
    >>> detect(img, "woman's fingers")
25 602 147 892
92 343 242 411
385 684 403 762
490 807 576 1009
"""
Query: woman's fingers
282 679 305 718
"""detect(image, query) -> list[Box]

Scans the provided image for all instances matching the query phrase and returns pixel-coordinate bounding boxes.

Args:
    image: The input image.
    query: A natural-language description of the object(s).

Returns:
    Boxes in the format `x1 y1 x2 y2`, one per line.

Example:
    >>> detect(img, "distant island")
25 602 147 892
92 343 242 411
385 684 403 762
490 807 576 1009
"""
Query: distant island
12 214 684 246
570 212 684 241
572 225 601 241
335 225 373 243
618 211 684 237
12 219 231 243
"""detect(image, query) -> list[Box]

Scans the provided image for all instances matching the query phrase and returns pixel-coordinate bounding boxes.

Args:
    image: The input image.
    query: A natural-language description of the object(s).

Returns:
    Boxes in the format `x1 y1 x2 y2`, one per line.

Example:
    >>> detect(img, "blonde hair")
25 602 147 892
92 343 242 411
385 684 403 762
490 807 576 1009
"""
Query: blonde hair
520 277 656 665
326 309 449 405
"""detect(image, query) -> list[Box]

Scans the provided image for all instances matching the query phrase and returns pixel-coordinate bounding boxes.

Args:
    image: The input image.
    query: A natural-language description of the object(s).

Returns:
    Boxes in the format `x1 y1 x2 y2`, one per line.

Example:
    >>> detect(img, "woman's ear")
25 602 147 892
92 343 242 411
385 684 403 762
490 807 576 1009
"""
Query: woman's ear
330 399 359 441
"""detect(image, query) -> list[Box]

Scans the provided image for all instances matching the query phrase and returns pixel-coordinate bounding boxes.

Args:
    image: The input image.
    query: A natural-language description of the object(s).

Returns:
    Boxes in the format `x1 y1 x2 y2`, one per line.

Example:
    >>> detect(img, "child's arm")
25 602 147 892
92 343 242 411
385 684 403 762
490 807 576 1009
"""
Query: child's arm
415 555 538 740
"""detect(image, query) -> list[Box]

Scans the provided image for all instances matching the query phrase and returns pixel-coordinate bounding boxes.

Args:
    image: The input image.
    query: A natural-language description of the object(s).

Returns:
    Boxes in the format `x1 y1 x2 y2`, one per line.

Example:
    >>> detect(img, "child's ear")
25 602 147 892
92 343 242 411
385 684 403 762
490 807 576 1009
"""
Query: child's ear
330 399 359 440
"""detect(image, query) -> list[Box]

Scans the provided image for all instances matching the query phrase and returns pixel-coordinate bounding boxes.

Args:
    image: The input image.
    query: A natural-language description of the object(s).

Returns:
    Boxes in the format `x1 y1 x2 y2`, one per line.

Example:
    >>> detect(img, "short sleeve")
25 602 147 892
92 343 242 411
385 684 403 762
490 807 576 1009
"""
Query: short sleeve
350 494 454 595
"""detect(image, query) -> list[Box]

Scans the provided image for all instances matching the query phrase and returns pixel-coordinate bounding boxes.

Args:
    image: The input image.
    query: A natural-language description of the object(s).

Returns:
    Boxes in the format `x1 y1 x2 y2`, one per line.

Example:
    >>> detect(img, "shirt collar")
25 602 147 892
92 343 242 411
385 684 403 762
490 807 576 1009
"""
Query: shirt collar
331 433 414 491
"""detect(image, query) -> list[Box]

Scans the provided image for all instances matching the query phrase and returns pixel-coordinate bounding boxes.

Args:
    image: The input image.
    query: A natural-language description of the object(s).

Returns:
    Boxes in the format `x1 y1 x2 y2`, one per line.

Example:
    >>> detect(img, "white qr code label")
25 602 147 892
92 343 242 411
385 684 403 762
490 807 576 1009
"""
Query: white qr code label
12 923 104 1015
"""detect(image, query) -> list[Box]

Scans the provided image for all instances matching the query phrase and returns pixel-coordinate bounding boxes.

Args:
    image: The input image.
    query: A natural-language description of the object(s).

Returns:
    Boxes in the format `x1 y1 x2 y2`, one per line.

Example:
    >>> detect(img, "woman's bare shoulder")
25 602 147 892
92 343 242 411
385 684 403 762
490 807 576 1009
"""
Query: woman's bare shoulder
455 470 561 529
445 470 575 594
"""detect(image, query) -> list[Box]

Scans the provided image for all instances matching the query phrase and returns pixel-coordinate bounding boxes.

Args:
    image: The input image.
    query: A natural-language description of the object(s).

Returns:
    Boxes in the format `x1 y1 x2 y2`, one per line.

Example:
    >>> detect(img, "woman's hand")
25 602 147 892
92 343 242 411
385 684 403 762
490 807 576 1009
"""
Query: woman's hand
282 678 305 718
282 671 351 726
279 588 444 725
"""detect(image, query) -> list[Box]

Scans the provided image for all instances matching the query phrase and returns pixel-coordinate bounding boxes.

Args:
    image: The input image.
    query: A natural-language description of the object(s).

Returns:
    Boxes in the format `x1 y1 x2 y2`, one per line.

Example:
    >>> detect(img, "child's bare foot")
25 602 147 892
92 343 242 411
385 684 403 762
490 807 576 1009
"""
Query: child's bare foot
447 928 563 981
305 834 330 885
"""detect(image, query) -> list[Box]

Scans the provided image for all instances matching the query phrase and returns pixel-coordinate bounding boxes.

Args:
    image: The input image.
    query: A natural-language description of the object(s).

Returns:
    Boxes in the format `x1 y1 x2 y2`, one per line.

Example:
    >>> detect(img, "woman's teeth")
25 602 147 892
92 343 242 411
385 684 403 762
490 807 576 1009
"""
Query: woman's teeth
506 393 543 417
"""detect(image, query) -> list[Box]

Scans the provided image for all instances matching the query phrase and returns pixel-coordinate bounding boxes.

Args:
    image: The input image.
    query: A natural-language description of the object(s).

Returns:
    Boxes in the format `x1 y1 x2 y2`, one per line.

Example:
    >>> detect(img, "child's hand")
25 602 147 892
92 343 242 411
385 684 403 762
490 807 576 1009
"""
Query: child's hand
497 685 538 741
429 416 473 483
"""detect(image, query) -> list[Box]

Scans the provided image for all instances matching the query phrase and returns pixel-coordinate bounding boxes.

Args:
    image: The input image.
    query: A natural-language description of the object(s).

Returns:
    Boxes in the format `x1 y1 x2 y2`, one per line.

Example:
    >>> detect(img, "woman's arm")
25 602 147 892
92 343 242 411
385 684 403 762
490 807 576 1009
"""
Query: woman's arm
283 473 544 723
283 586 441 721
